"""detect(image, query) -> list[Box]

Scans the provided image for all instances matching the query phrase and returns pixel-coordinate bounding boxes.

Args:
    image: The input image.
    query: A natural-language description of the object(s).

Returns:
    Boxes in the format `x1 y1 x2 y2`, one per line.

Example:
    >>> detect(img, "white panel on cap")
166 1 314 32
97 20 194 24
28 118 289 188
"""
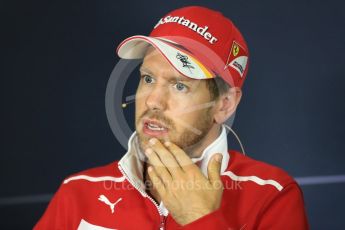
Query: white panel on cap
118 39 150 59
118 35 210 80
148 37 207 79
228 56 248 78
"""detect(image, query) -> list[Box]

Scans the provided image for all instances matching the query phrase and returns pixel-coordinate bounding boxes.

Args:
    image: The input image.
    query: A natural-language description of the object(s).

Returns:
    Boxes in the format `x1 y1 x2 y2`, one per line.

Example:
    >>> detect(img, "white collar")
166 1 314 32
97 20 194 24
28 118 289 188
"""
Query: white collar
190 124 230 176
118 124 230 194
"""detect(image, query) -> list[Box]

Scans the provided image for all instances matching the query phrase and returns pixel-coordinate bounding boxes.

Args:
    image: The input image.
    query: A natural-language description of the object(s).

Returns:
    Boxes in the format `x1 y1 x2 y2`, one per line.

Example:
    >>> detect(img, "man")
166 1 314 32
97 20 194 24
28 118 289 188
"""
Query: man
35 6 309 230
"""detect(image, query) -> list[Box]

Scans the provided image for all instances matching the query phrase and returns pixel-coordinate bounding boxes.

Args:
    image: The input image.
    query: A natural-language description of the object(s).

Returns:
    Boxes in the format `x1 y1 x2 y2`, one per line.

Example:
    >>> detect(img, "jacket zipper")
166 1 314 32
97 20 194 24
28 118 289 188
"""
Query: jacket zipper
160 215 167 230
118 164 166 229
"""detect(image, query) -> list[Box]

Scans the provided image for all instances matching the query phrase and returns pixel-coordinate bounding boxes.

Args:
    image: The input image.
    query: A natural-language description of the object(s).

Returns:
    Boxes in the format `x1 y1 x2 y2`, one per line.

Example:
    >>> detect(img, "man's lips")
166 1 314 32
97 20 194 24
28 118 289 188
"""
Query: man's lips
143 119 168 130
142 119 169 137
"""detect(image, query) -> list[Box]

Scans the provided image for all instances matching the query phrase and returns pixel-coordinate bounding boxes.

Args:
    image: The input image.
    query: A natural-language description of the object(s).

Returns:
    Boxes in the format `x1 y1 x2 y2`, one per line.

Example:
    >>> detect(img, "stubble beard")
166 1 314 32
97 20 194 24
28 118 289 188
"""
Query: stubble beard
135 107 214 157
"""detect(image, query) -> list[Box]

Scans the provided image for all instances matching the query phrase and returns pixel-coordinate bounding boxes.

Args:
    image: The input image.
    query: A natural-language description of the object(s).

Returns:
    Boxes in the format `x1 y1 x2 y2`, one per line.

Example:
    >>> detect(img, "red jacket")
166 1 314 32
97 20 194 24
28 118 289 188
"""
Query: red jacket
34 150 309 230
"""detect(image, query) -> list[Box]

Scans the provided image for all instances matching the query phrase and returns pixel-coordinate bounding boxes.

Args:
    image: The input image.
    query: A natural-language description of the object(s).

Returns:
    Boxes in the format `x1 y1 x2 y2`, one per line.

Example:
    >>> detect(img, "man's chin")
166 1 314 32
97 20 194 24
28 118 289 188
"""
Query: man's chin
137 132 169 149
138 137 149 149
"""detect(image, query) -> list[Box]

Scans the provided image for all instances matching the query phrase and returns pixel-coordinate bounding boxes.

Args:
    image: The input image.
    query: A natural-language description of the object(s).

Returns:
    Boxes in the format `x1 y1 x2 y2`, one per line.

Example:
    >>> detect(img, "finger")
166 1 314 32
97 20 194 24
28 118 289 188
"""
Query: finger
207 153 223 186
147 166 167 196
145 148 173 182
149 138 182 175
163 141 196 171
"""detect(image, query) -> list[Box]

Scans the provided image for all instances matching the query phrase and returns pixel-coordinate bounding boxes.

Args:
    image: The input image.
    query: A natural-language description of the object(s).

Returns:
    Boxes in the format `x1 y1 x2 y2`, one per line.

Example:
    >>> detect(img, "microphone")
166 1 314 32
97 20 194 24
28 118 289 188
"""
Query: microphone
121 97 135 108
122 94 136 108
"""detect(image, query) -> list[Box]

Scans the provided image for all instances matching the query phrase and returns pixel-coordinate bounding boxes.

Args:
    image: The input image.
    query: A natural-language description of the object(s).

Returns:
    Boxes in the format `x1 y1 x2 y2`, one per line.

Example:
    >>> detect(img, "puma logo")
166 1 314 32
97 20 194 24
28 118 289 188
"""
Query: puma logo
98 195 122 214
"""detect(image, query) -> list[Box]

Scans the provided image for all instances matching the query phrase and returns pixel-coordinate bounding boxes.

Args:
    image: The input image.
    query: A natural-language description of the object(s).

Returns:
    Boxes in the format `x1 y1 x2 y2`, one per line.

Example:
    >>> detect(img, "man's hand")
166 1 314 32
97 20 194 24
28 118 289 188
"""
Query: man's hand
145 138 224 226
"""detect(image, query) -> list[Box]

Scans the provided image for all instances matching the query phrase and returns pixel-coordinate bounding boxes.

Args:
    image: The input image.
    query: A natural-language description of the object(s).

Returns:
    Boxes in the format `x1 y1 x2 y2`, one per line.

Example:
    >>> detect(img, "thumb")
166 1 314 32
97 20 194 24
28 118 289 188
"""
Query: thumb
207 153 223 184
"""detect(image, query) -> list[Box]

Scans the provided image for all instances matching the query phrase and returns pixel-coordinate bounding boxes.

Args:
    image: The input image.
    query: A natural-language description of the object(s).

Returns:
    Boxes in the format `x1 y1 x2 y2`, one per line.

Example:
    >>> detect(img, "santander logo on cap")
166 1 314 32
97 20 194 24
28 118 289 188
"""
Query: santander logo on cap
154 15 219 44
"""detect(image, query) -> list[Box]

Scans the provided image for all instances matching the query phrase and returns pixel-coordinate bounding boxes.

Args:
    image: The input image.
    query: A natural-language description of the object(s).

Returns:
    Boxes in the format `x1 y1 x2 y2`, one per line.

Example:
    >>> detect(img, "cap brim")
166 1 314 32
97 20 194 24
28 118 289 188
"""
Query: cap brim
116 35 215 80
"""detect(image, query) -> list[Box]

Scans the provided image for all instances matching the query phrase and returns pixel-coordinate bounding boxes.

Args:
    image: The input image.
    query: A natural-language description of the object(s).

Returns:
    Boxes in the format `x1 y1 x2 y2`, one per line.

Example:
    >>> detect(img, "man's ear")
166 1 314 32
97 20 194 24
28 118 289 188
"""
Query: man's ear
213 87 242 124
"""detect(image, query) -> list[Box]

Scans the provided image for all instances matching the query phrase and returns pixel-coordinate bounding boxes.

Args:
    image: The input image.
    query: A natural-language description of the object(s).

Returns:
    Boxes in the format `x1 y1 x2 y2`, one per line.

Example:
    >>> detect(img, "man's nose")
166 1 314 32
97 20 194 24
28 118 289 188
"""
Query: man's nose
145 85 167 111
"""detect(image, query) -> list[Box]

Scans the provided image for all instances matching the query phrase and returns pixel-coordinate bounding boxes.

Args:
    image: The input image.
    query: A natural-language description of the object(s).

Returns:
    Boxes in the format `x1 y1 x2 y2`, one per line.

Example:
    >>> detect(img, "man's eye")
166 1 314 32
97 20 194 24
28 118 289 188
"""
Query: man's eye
174 82 188 92
143 75 154 84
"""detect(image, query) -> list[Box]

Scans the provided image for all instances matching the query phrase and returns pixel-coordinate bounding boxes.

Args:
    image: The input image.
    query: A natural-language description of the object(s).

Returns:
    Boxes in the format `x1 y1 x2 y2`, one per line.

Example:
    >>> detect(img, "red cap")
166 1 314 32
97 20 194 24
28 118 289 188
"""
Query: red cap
117 6 249 88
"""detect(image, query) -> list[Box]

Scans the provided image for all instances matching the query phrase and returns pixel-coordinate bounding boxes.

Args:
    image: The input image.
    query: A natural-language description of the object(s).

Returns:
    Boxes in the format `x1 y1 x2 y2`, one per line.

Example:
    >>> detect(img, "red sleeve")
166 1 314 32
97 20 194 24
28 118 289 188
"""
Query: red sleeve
179 183 309 230
256 182 309 229
33 184 69 230
178 208 230 230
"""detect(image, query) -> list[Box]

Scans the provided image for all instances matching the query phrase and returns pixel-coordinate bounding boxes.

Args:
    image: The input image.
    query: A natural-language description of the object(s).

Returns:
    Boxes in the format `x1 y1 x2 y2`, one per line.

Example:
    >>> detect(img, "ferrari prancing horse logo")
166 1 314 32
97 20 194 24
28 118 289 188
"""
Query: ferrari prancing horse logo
232 44 240 56
224 41 248 78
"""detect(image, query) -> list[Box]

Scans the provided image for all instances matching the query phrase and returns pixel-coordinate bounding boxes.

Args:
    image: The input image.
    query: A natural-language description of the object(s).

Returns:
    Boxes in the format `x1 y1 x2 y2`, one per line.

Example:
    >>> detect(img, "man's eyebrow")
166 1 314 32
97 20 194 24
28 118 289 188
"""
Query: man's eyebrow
168 76 193 82
139 66 193 82
139 66 153 74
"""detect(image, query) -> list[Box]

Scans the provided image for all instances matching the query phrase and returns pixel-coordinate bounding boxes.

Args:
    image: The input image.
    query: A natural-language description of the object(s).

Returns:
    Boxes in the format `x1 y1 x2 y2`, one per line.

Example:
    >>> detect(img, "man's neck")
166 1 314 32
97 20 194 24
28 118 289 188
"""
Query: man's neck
184 124 222 158
144 161 164 204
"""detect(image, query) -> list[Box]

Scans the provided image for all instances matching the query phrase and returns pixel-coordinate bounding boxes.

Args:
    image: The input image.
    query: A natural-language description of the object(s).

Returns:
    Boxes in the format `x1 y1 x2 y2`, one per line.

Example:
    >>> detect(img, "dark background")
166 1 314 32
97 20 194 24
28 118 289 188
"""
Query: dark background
1 0 344 229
